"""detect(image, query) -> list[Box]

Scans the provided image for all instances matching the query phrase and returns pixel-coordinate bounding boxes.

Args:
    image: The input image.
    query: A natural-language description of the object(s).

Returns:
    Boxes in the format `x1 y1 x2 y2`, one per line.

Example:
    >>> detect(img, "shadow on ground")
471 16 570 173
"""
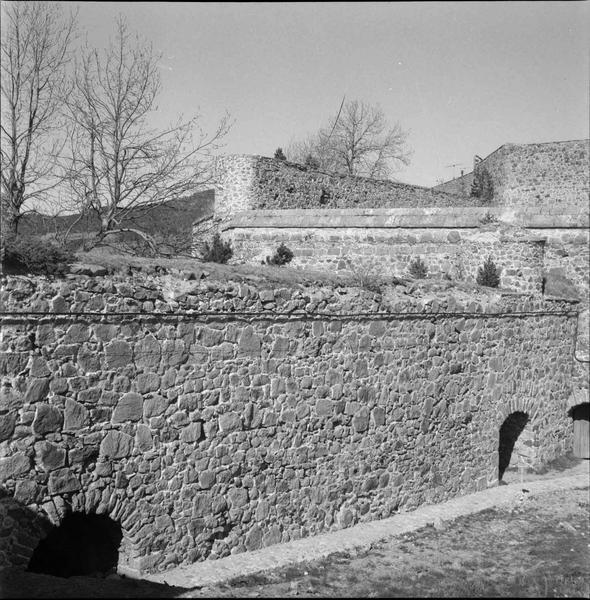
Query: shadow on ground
0 567 192 599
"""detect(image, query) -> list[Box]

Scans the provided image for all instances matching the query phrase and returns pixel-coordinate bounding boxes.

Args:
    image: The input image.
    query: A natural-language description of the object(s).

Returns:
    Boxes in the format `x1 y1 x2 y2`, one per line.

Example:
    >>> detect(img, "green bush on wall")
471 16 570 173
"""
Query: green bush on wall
476 256 501 288
471 166 494 202
266 243 294 266
202 233 233 264
2 237 75 276
274 147 287 160
408 256 428 279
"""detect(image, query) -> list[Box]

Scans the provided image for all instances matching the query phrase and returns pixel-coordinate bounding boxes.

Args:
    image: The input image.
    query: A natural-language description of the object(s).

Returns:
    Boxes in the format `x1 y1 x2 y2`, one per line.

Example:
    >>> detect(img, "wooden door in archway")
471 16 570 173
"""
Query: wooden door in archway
572 403 589 459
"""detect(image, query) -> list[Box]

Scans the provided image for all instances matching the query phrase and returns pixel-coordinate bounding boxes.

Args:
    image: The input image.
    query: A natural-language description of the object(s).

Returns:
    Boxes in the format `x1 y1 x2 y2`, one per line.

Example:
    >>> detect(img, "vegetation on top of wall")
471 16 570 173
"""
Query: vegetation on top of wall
304 154 321 169
471 166 494 202
2 236 75 276
476 256 502 288
202 233 233 264
266 243 294 266
408 256 428 279
479 212 499 225
274 148 287 161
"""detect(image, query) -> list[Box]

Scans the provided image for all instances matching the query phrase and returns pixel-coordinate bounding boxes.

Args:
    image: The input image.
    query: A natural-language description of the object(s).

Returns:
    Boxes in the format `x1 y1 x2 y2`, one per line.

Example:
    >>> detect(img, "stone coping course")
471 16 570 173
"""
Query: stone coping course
223 207 589 230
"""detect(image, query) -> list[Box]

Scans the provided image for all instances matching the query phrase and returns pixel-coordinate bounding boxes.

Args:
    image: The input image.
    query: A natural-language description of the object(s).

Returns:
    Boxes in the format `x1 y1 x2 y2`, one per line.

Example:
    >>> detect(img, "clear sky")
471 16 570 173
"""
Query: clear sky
62 1 588 186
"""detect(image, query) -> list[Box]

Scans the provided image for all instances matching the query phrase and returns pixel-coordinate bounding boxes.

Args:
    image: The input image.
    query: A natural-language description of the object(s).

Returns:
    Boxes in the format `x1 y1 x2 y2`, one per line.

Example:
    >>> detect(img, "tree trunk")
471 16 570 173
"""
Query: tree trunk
1 202 20 241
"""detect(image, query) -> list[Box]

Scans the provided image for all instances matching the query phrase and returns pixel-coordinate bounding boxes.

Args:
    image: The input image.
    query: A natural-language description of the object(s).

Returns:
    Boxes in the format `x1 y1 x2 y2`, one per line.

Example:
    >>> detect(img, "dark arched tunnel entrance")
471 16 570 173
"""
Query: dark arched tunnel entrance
498 411 529 480
28 512 122 578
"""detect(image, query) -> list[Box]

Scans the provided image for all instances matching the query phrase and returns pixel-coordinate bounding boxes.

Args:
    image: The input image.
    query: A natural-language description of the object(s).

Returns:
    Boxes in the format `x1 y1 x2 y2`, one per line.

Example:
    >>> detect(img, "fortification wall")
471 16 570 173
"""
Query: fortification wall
212 155 478 223
227 225 545 295
531 228 590 305
0 274 580 575
213 155 258 220
220 207 589 298
434 171 474 198
214 141 589 222
434 140 589 210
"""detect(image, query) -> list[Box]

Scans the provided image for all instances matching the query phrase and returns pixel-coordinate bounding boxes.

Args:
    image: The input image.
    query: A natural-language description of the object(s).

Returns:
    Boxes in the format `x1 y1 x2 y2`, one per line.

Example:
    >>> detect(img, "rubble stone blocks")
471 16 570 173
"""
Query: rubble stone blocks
32 404 63 435
210 141 588 303
99 430 134 459
0 138 587 578
0 271 585 575
112 393 143 423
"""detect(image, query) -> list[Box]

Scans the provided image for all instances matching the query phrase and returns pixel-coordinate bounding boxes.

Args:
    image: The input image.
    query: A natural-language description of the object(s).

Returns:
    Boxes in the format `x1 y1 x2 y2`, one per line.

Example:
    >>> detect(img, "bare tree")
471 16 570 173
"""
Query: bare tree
64 17 230 252
0 1 77 238
288 99 411 179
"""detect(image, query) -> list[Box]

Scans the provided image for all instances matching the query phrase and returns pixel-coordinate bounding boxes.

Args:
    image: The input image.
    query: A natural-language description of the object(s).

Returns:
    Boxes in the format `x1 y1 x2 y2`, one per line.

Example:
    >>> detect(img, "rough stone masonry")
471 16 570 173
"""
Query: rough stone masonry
0 272 581 575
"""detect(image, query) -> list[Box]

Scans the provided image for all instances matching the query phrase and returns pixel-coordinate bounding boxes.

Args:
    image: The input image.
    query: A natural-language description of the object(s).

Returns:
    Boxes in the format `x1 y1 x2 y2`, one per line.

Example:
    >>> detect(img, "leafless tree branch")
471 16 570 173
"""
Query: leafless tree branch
0 1 77 238
288 99 411 180
63 16 231 252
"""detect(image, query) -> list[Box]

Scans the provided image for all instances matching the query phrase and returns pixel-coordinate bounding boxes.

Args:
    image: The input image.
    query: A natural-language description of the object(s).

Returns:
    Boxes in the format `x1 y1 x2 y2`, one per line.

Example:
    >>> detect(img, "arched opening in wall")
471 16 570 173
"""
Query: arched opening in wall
569 403 589 459
498 411 529 480
27 512 122 578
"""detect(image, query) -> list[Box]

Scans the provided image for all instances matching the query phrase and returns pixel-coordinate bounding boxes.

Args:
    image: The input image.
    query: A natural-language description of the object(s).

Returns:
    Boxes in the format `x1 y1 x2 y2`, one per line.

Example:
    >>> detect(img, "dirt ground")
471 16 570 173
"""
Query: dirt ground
2 460 588 599
200 486 589 599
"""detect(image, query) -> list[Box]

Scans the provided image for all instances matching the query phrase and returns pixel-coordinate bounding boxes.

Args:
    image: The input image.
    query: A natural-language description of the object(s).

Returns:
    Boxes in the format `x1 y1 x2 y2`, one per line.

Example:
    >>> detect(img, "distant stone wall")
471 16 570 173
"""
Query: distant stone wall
434 140 589 210
213 155 258 221
213 141 589 223
212 155 477 223
533 228 590 306
221 207 588 300
227 226 545 295
0 274 580 576
433 171 474 198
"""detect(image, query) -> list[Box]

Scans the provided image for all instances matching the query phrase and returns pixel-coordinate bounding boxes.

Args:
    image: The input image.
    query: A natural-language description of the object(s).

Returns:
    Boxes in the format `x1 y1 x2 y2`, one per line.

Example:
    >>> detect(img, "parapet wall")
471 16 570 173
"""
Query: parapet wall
434 140 589 210
221 207 589 299
0 274 581 575
214 140 589 222
213 155 480 222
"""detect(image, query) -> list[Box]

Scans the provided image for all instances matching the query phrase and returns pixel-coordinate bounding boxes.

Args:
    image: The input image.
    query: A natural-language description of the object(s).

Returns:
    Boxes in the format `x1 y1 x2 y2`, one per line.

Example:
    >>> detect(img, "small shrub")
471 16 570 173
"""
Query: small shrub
356 272 384 294
2 237 75 276
471 166 494 202
319 188 331 205
304 154 320 169
202 233 233 264
476 256 501 288
266 243 294 266
274 147 287 161
408 257 428 279
362 278 384 294
479 211 499 225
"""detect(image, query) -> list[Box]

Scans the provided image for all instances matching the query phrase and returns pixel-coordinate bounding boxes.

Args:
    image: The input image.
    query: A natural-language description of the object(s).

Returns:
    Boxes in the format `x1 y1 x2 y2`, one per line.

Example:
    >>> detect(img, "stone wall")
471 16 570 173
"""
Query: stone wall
0 273 581 576
534 228 590 306
221 207 589 298
226 225 545 295
213 155 259 221
434 140 589 210
433 171 474 198
213 141 588 223
212 155 478 223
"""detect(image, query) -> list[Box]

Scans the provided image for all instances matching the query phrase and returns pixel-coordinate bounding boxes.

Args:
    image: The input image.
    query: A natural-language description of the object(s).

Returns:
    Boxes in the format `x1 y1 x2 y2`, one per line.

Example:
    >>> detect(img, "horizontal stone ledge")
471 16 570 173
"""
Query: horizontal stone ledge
0 308 580 326
221 208 588 230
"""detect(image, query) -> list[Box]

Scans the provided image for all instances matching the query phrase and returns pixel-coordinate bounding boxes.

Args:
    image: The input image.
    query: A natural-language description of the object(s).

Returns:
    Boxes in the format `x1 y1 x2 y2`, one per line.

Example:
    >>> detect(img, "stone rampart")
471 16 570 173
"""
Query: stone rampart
0 273 582 575
227 226 545 295
212 155 478 223
220 207 589 298
434 140 589 210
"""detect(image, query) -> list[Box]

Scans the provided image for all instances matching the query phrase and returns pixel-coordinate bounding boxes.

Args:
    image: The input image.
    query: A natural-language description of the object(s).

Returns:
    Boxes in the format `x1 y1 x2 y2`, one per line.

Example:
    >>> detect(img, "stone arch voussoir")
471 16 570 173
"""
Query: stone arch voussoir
6 486 138 574
497 396 541 479
497 396 539 428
